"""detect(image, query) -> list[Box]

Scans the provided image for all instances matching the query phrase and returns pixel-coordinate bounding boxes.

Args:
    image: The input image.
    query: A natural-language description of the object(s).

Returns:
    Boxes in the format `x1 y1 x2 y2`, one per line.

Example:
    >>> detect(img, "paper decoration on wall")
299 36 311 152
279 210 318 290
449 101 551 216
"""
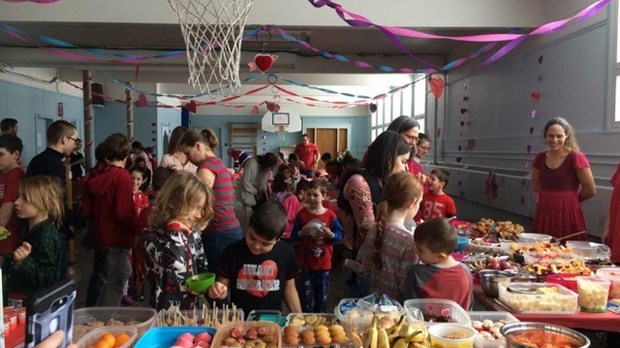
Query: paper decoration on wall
538 56 544 64
436 127 441 137
531 110 536 118
459 132 463 139
460 108 468 114
527 145 532 153
369 103 377 113
251 105 260 114
485 172 498 205
524 161 529 168
463 96 469 102
456 157 462 163
460 121 465 127
458 145 462 151
429 77 445 98
530 91 541 100
249 54 278 72
529 127 534 135
458 180 462 187
467 139 476 151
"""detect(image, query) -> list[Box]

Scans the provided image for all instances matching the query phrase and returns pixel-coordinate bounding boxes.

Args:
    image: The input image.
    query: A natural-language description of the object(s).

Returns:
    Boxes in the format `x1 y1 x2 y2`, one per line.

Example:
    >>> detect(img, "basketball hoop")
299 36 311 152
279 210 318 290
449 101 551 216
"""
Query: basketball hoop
167 0 255 97
277 125 287 143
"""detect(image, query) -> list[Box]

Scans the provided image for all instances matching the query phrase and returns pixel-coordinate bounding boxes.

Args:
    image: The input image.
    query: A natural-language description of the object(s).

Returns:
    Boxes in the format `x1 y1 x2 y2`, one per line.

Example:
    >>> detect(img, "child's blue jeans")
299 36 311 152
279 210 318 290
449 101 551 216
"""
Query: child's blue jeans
297 269 330 313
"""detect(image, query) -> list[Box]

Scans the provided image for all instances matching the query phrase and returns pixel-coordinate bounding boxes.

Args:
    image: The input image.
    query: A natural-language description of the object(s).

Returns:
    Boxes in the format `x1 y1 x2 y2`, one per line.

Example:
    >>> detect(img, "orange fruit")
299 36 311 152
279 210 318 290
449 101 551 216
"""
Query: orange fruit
95 340 112 348
114 333 131 347
101 333 116 347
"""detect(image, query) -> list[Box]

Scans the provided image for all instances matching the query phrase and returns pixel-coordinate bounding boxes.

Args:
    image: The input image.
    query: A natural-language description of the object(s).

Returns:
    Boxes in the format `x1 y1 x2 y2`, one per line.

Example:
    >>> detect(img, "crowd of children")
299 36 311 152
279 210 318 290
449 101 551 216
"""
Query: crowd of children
0 119 472 316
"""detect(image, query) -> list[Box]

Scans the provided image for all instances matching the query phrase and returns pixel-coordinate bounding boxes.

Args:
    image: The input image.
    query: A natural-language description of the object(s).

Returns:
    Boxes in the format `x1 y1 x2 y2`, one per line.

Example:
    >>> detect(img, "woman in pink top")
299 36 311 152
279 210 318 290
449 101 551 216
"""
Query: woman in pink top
531 117 596 240
160 126 198 174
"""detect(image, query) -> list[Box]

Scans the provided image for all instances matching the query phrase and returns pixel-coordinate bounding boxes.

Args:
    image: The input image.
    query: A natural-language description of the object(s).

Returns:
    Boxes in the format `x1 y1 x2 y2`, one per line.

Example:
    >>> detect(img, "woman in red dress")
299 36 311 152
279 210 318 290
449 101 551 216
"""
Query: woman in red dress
602 163 620 263
531 117 596 240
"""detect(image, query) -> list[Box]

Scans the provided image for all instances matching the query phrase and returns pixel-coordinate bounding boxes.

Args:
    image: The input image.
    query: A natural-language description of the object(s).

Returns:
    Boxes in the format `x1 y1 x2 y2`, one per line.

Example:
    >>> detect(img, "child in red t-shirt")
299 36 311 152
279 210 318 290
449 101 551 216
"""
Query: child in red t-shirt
291 180 343 313
419 169 456 221
0 135 26 256
405 218 473 310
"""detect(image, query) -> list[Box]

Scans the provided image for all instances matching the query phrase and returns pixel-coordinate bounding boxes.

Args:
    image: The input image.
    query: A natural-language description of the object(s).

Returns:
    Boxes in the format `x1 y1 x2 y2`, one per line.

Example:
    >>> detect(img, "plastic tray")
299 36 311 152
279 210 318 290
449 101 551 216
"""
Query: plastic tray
468 311 518 348
403 299 471 327
247 310 287 327
286 313 338 327
211 321 281 348
76 326 137 348
156 308 244 327
73 307 157 342
334 298 404 332
133 326 216 348
282 322 353 348
497 282 579 315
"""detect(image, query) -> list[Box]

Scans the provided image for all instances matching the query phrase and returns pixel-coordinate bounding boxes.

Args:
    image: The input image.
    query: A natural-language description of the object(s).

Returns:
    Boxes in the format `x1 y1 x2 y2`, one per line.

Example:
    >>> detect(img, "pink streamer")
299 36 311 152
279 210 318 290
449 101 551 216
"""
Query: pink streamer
3 0 61 3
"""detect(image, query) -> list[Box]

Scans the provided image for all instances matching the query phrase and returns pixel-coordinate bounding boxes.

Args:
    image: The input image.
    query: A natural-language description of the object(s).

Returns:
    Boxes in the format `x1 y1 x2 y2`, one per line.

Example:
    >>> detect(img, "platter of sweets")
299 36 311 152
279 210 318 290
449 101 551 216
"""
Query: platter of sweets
522 258 592 276
282 314 355 346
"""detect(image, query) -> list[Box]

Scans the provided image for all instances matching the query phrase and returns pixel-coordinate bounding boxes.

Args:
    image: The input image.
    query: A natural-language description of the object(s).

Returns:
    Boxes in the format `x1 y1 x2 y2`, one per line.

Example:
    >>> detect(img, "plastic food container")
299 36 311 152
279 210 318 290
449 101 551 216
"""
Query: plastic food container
517 233 553 243
566 241 611 260
133 326 216 348
500 322 590 348
468 312 518 348
428 323 476 348
335 298 404 333
76 326 138 348
456 236 471 252
211 321 281 348
497 283 579 314
545 273 580 292
286 313 338 327
403 299 471 327
247 310 286 327
576 276 610 312
282 317 352 347
73 307 157 342
595 267 620 299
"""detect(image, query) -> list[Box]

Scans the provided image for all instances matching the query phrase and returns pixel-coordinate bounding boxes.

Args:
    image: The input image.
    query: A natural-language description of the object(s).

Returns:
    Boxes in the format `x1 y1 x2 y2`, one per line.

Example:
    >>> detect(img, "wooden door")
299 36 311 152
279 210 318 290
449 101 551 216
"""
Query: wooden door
305 128 348 167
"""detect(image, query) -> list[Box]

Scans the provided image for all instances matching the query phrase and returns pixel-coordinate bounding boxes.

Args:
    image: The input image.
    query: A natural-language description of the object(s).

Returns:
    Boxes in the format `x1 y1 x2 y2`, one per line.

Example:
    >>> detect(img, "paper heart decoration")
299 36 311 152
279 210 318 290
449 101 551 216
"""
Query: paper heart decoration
531 110 537 118
527 145 532 153
436 127 441 137
531 91 541 100
429 77 445 99
459 132 463 139
485 172 498 205
538 55 544 64
237 259 278 298
456 157 462 163
466 139 476 151
134 93 148 107
252 54 278 73
529 127 534 135
186 100 197 113
369 103 377 113
463 96 469 102
251 106 260 115
460 108 468 114
458 181 462 187
458 145 462 151
460 121 465 127
520 196 526 204
266 102 280 112
538 75 544 82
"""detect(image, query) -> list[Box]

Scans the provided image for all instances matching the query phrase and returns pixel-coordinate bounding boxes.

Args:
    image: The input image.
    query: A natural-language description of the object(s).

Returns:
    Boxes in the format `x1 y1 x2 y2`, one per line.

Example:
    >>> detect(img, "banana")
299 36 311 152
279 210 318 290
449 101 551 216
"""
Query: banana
350 331 363 346
399 324 416 338
377 328 390 348
364 315 379 348
388 314 406 335
411 342 428 348
406 331 426 343
392 338 409 348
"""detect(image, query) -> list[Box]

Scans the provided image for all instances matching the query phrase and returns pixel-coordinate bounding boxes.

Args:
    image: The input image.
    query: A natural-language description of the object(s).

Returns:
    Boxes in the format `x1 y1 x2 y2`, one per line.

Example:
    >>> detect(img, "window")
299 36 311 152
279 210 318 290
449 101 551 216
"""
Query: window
370 75 427 141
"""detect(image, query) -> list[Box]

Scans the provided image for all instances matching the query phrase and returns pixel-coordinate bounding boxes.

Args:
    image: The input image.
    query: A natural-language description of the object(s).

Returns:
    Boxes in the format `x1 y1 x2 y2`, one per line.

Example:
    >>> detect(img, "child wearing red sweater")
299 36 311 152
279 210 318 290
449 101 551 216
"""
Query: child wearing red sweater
419 169 456 221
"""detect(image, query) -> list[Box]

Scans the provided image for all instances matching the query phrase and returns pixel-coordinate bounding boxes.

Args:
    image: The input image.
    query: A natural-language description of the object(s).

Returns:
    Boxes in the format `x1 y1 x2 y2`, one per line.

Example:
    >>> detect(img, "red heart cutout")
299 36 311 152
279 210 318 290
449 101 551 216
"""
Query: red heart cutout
237 260 278 298
456 157 462 163
134 93 148 107
429 77 445 99
255 54 274 72
186 100 197 113
251 106 259 115
467 139 475 151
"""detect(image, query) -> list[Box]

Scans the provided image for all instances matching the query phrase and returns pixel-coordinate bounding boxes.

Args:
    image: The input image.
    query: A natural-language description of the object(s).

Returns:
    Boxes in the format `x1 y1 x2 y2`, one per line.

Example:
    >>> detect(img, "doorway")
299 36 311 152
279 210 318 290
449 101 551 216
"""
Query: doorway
306 127 348 161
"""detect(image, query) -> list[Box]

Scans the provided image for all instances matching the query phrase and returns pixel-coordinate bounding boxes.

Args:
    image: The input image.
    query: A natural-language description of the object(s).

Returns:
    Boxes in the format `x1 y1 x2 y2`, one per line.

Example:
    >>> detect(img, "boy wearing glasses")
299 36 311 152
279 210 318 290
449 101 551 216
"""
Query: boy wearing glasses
27 120 78 185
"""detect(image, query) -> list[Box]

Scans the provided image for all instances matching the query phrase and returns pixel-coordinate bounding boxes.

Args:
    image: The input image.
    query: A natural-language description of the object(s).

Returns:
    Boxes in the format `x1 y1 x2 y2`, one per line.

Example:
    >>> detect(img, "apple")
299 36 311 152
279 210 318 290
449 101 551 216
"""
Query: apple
488 259 501 270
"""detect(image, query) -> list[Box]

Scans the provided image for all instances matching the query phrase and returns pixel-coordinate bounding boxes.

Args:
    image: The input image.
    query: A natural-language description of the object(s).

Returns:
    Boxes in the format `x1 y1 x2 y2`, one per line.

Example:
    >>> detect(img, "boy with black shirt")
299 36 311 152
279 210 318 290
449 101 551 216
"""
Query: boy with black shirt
208 201 302 314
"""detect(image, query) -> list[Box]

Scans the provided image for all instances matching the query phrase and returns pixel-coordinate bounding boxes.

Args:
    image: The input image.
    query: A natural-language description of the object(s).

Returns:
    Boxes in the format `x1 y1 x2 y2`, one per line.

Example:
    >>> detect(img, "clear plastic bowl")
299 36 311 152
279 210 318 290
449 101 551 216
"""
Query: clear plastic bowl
133 326 216 348
576 276 610 312
497 283 579 314
468 311 519 348
428 323 476 348
73 307 157 342
403 299 471 327
595 267 620 299
76 326 137 348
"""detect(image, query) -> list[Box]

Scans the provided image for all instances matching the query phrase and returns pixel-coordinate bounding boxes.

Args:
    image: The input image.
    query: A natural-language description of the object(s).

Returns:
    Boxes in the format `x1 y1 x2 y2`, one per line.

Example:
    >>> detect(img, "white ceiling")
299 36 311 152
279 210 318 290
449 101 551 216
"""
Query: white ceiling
0 0 600 106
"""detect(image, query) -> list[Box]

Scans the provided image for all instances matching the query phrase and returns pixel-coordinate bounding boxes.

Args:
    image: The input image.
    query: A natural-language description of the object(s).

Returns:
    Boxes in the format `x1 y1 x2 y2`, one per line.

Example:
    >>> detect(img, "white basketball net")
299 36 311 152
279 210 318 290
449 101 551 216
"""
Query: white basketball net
167 0 254 97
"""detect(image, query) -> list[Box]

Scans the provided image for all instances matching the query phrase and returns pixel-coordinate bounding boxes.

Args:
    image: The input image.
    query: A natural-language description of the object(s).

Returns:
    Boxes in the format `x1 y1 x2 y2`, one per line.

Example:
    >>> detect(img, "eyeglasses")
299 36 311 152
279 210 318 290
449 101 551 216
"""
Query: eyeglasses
418 146 430 151
402 133 419 142
66 136 78 143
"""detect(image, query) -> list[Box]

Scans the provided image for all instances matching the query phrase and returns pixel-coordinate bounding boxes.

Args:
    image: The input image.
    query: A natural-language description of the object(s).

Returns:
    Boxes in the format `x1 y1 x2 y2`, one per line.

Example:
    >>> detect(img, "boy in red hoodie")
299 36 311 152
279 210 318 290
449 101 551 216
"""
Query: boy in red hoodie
81 133 137 306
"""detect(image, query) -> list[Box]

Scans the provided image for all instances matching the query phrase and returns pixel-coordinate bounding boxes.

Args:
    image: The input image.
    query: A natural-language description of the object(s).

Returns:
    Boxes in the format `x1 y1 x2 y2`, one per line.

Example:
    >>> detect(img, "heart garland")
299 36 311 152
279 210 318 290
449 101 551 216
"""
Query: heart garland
266 101 280 112
429 77 445 99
